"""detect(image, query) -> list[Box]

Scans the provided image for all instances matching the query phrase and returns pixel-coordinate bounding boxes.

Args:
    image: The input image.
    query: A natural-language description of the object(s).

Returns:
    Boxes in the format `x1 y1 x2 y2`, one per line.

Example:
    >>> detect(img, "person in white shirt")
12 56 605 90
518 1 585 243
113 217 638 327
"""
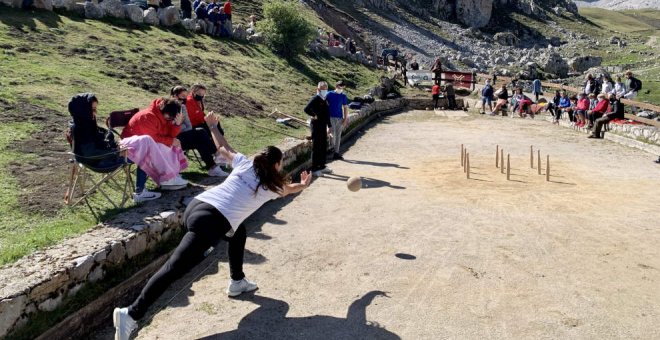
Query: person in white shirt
612 75 627 98
112 145 312 340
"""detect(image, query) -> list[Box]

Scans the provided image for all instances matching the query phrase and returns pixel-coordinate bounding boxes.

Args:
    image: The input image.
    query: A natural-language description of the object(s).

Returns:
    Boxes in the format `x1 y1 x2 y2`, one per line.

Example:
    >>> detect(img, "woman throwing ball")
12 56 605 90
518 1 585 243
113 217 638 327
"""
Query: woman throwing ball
113 144 312 340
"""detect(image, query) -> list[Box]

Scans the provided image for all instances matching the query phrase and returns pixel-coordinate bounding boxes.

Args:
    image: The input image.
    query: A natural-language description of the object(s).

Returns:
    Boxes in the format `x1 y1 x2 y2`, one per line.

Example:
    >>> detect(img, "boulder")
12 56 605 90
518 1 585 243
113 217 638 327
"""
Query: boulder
181 18 196 31
248 33 264 44
456 0 492 28
232 24 248 41
100 0 124 19
84 2 104 19
52 0 75 11
1 0 22 8
158 6 180 26
610 36 621 44
549 36 561 47
123 4 143 24
33 0 52 10
327 46 348 58
540 51 568 78
143 7 159 25
568 56 602 73
494 32 518 46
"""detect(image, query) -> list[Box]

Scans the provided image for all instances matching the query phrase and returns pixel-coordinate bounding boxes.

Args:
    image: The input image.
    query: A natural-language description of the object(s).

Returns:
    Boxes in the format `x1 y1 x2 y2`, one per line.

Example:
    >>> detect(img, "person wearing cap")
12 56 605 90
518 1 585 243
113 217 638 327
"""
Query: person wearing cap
326 81 350 160
589 93 623 139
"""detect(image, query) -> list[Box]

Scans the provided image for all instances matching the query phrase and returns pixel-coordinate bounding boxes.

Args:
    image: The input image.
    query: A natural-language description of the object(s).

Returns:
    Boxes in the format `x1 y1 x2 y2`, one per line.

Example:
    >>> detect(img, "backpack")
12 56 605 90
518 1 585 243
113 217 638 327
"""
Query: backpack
633 78 643 91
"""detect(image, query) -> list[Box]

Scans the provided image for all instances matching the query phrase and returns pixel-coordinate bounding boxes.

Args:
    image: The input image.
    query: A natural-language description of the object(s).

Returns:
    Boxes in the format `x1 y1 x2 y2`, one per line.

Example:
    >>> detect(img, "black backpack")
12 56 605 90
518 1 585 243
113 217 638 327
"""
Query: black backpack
634 78 643 91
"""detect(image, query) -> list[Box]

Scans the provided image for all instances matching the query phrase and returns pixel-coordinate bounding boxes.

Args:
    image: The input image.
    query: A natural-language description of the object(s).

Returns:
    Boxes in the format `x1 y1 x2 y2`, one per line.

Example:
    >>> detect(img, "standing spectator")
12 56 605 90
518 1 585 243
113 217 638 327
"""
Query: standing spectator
121 98 189 190
181 0 192 19
219 8 230 37
589 94 623 138
624 71 642 113
326 81 349 160
480 79 494 114
431 58 442 85
445 82 456 110
410 59 419 71
575 93 590 127
612 75 627 97
492 72 497 85
558 91 572 122
185 84 235 157
532 78 542 102
490 84 509 116
549 90 561 123
160 0 172 8
584 73 596 95
224 0 232 34
304 82 332 177
601 74 614 95
432 83 441 109
586 93 610 129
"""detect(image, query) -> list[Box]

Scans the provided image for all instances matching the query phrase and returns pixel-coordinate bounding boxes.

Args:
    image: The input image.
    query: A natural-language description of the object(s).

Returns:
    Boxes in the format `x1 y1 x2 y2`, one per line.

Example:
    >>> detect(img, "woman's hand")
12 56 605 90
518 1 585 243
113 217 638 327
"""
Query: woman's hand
174 113 184 126
300 170 312 187
205 112 219 127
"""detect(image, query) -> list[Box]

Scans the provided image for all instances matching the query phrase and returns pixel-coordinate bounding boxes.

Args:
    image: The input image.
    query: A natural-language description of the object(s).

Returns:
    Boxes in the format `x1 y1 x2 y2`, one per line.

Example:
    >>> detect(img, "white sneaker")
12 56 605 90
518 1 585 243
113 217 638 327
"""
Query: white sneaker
113 307 137 340
208 165 230 177
312 170 324 177
320 167 333 174
214 155 229 166
133 190 161 203
227 278 258 297
160 175 188 190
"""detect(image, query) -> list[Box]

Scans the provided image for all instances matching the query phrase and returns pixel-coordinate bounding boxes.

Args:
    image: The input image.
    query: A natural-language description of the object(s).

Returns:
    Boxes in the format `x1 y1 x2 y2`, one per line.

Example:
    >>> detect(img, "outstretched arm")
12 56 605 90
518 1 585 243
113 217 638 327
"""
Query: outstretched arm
281 171 312 196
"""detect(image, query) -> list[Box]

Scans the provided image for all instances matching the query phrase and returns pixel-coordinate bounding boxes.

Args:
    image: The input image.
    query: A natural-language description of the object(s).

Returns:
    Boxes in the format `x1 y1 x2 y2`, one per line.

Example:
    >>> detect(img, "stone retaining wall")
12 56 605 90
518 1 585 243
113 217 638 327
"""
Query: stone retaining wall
0 98 407 338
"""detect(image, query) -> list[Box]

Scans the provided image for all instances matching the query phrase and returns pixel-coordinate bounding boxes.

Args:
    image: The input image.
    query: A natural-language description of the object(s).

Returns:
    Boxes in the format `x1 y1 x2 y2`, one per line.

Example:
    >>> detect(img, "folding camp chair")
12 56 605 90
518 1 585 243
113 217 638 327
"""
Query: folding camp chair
64 120 135 220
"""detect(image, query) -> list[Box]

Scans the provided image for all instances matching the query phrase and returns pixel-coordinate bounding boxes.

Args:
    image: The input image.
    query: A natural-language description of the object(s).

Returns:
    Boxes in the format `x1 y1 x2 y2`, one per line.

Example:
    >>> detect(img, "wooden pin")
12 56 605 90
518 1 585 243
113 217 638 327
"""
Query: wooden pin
466 153 470 179
546 155 550 182
500 149 505 174
537 150 542 175
507 154 511 181
461 144 464 167
496 145 499 168
530 145 534 169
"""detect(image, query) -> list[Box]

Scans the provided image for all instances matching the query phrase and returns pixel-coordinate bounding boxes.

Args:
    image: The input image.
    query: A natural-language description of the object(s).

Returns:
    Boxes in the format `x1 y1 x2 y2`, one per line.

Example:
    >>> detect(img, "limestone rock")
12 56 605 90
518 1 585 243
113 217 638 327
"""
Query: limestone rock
125 233 147 259
28 271 69 300
540 51 568 78
100 0 123 18
69 255 94 281
124 4 144 24
2 0 21 8
327 46 348 58
106 241 126 264
84 2 104 19
0 295 27 338
143 7 159 26
568 56 603 73
52 0 75 11
232 24 248 41
88 266 105 283
33 0 53 11
456 0 492 28
37 294 63 312
494 32 518 46
158 6 180 26
182 18 196 31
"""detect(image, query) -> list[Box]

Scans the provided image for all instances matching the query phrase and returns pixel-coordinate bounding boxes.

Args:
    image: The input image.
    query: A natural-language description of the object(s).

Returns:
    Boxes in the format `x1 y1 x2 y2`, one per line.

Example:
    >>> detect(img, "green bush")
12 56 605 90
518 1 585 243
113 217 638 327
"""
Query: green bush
257 0 316 58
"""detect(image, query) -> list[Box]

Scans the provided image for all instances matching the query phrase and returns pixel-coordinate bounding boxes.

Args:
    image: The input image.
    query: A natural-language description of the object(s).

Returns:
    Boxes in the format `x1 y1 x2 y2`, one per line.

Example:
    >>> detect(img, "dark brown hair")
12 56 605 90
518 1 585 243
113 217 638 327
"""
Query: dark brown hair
158 97 182 116
253 146 285 194
170 86 188 97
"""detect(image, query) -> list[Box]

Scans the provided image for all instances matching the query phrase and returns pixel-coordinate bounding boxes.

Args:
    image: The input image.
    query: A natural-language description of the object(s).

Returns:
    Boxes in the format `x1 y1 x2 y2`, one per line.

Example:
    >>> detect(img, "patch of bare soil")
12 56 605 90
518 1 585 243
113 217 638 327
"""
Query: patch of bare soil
2 100 70 216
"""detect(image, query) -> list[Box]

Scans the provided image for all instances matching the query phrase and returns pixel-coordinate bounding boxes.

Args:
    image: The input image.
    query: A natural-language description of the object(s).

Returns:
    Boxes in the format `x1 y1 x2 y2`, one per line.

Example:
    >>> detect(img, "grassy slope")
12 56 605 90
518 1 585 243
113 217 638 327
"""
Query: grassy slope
0 6 384 265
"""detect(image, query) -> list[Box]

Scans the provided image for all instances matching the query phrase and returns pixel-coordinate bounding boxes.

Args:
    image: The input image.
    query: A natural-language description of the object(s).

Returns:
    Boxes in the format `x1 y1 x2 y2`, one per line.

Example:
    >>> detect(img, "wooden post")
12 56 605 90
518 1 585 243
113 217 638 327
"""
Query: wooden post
530 145 534 169
546 155 550 182
466 153 470 179
537 150 542 175
463 150 467 173
500 149 504 174
506 154 511 180
496 145 499 168
461 144 464 167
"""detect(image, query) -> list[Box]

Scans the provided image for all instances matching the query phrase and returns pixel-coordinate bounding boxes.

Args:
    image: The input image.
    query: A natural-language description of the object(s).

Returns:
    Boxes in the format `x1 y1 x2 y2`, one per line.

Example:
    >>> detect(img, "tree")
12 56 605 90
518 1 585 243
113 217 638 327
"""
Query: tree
257 0 316 58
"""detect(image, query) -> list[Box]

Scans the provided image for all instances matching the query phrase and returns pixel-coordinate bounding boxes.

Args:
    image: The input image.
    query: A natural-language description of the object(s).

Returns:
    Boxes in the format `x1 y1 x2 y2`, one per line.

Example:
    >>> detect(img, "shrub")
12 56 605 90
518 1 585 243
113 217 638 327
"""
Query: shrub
257 0 316 58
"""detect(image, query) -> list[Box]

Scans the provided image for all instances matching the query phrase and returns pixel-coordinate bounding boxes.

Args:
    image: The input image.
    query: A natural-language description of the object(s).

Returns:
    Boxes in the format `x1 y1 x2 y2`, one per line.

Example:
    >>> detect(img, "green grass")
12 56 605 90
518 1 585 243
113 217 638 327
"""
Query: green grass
578 8 658 33
0 6 384 265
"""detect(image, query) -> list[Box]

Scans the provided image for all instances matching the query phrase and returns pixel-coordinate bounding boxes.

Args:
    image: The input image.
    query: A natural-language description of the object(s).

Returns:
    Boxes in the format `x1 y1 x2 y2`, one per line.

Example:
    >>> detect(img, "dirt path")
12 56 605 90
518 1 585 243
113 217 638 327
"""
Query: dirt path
102 111 659 339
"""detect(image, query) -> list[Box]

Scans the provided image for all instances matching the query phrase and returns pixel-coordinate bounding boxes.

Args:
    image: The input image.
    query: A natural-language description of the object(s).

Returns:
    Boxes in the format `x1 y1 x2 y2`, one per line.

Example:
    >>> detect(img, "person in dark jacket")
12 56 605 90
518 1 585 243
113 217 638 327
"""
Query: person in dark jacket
589 94 624 139
431 58 442 85
490 84 509 116
304 81 332 177
410 59 419 71
550 90 561 123
181 0 192 18
480 79 494 114
445 82 456 110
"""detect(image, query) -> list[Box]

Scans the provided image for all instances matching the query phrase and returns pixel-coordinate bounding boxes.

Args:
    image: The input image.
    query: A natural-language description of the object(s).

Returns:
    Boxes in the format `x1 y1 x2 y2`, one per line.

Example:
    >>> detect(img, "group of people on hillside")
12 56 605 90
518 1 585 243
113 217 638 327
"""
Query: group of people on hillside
182 0 233 36
68 84 235 204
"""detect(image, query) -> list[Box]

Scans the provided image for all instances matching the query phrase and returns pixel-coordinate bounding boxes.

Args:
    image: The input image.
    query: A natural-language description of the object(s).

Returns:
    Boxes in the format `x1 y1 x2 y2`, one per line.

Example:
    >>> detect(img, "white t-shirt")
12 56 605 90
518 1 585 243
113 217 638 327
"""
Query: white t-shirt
195 153 281 231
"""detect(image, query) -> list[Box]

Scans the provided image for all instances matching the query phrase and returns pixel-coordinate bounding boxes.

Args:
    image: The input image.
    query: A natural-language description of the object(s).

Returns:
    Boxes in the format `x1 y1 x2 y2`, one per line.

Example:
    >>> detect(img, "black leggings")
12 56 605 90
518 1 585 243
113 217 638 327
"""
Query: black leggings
128 199 246 320
178 128 217 169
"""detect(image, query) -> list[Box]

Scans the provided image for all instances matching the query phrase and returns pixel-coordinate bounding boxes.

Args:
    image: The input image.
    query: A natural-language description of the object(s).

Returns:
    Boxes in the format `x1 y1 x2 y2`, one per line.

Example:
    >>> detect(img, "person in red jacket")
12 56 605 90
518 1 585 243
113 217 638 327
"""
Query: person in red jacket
575 93 590 127
586 93 609 129
186 84 235 154
431 83 441 109
122 97 189 189
223 1 232 36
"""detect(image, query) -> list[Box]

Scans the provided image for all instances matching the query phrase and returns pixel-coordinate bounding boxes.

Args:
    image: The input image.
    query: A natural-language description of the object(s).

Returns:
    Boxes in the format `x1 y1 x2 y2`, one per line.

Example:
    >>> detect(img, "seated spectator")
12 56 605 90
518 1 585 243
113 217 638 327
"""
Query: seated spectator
208 7 222 36
195 3 212 35
206 0 218 11
588 93 597 110
575 93 590 127
173 86 228 177
586 93 609 129
192 0 202 11
490 84 509 116
601 75 614 95
247 15 257 35
512 88 532 118
612 75 627 97
550 90 561 124
224 0 232 34
557 91 573 123
218 8 231 37
186 84 235 157
584 73 596 95
159 0 172 8
121 97 189 190
410 59 419 71
624 71 642 113
589 94 623 139
181 0 192 19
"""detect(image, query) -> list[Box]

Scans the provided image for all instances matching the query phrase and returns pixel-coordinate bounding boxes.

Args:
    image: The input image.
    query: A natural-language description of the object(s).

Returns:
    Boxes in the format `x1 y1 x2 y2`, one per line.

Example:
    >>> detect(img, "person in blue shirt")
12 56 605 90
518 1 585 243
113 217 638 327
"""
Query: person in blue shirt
532 79 542 102
558 91 573 123
325 81 349 160
208 6 221 36
480 79 494 114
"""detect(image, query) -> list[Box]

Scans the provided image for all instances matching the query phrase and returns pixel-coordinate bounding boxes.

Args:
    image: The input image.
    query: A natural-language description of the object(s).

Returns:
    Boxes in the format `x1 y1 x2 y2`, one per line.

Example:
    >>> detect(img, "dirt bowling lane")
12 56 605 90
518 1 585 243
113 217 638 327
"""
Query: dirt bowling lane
134 111 660 340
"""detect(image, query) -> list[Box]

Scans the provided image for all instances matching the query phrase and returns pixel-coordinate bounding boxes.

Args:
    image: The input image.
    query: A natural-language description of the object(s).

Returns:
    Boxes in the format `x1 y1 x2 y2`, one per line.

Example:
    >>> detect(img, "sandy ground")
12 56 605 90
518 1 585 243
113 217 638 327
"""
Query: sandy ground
100 111 660 339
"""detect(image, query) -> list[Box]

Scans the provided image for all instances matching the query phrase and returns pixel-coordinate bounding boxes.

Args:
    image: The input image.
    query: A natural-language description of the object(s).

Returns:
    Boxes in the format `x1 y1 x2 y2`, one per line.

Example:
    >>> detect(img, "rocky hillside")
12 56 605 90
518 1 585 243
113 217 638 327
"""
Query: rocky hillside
575 0 660 10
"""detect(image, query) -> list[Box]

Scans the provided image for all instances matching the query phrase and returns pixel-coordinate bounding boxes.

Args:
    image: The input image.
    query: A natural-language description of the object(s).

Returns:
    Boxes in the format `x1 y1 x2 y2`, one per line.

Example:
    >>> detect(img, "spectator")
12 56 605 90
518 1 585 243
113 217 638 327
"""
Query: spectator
492 73 497 85
219 8 231 37
195 3 212 35
181 0 192 19
586 93 609 128
304 82 332 177
410 59 419 71
224 0 232 34
595 74 604 94
624 71 642 113
349 39 356 54
431 58 442 85
480 79 494 114
575 93 590 127
192 0 202 10
512 88 533 118
532 78 542 102
490 84 509 116
550 90 561 124
172 87 228 178
445 82 456 110
326 81 349 160
206 0 218 11
589 94 623 139
584 73 596 95
247 15 257 35
146 0 158 9
185 84 235 157
558 91 572 122
208 7 222 36
612 75 627 98
160 0 172 8
121 98 189 190
432 83 441 109
601 74 613 95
